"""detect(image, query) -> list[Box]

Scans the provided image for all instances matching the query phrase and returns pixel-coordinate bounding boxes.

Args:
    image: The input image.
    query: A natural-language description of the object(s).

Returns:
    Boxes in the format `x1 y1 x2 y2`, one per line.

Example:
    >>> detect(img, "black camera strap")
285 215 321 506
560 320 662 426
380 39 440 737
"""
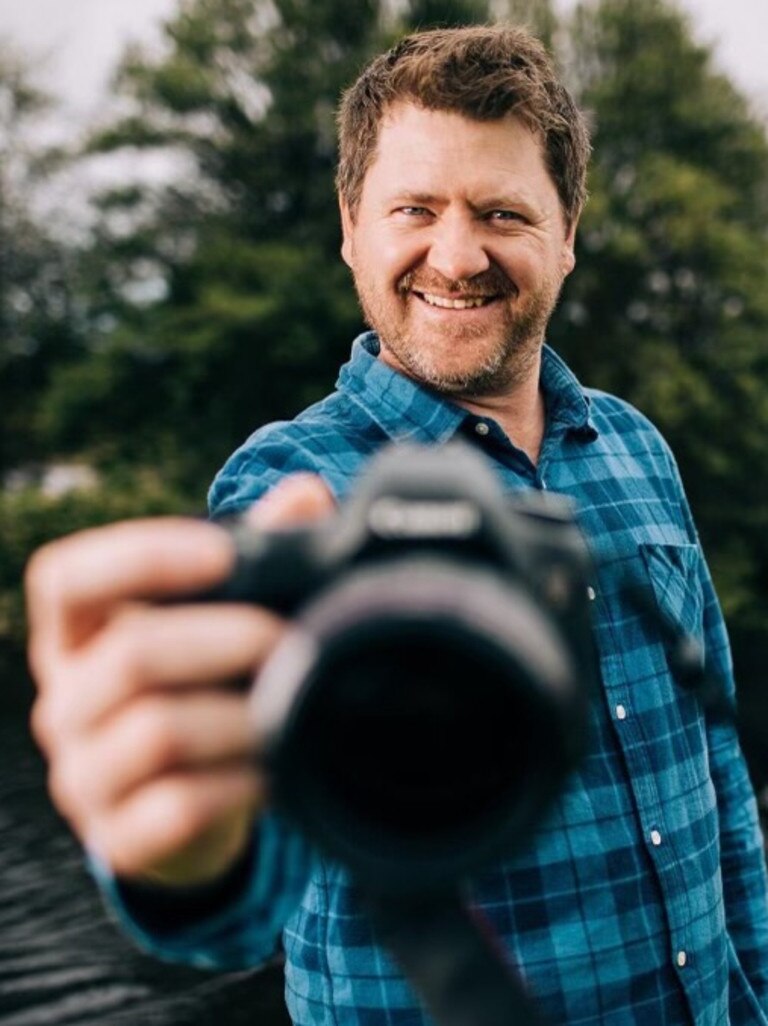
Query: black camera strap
366 889 548 1026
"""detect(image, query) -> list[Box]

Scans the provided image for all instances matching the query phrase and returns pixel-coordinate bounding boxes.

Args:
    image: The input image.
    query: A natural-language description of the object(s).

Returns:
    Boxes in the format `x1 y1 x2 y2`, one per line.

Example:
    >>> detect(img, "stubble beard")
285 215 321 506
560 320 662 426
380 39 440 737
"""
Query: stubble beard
354 269 563 399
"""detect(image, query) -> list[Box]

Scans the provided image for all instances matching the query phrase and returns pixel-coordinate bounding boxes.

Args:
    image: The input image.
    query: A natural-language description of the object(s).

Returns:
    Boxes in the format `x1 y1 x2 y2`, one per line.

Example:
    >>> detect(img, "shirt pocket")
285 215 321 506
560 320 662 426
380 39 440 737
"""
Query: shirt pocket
638 541 703 642
637 540 711 785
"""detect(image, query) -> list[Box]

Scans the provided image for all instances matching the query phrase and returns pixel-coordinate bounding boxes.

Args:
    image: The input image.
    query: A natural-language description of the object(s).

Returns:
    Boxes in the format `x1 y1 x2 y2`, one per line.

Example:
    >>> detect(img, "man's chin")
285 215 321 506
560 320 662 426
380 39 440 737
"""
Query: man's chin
394 352 508 396
426 371 509 398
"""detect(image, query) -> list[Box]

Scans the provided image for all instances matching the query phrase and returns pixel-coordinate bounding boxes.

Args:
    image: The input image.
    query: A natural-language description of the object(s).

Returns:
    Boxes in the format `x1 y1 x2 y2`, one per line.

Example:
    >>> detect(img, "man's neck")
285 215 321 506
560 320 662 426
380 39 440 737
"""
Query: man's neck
454 356 546 466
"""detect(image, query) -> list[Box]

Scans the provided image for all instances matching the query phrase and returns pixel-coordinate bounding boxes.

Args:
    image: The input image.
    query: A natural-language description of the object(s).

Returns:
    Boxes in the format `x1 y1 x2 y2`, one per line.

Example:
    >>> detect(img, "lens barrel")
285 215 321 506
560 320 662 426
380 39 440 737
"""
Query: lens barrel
250 557 582 894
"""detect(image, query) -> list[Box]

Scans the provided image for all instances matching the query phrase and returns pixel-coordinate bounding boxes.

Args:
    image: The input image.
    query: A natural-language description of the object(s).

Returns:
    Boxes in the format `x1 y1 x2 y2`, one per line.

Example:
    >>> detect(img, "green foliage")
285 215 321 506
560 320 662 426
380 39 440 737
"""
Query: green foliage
47 0 528 491
0 45 84 473
3 0 768 644
400 0 496 28
549 0 768 627
0 474 191 701
39 237 359 486
46 0 393 491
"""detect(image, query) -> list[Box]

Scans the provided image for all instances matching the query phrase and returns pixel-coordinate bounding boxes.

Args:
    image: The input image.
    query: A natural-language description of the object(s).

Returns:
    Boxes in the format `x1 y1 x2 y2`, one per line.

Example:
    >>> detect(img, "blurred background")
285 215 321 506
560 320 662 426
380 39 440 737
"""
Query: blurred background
1 0 767 1023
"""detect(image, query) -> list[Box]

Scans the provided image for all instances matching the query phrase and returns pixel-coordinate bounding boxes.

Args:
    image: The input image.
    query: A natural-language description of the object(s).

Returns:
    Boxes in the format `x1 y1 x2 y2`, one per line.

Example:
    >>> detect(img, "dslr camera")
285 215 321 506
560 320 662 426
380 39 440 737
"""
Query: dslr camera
206 441 597 895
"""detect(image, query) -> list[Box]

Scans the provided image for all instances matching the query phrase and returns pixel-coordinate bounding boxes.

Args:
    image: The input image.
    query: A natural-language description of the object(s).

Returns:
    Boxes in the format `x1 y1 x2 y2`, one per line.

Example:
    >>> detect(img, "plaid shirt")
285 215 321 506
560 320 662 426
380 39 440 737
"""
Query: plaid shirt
101 333 768 1024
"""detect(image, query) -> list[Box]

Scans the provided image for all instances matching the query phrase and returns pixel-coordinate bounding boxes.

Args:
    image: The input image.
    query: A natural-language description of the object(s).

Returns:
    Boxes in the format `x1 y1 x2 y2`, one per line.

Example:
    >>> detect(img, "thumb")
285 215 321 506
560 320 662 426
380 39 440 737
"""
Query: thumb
245 474 336 530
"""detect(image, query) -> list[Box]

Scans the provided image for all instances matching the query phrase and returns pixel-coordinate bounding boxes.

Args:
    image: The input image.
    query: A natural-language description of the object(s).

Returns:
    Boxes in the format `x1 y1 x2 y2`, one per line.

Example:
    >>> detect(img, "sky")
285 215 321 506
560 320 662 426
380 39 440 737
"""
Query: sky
0 0 767 125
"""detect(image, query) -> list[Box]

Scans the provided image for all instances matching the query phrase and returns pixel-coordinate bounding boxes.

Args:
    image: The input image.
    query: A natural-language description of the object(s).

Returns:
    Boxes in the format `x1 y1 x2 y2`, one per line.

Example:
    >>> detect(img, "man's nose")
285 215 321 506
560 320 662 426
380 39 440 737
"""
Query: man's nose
426 215 491 283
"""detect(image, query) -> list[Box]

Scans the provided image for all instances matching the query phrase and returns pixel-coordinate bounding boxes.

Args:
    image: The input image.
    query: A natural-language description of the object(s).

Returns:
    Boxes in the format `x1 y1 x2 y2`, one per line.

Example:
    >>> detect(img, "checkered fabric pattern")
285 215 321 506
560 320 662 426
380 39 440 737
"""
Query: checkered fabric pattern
99 333 768 1025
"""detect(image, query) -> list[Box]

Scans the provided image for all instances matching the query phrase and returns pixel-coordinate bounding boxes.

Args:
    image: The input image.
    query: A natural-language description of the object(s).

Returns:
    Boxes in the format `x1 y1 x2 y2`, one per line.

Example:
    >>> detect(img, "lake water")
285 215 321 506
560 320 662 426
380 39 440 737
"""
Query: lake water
3 657 766 1026
0 705 289 1026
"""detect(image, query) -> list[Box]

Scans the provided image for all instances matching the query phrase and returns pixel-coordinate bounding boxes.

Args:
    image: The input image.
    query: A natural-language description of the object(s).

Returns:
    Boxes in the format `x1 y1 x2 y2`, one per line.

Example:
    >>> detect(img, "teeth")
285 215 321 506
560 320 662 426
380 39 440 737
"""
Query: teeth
420 292 491 310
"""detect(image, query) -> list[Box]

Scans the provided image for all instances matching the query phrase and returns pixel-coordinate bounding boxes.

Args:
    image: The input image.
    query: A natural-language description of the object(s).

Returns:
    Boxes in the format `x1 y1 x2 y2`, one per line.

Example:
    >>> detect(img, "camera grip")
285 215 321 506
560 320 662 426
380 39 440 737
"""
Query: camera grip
188 523 329 615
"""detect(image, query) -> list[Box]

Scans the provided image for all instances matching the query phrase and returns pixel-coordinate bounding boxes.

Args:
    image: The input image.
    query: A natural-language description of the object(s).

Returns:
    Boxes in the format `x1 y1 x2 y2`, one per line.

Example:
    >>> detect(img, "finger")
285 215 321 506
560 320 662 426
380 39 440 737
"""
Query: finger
85 768 263 880
26 518 235 659
245 473 336 529
48 690 256 825
32 603 285 746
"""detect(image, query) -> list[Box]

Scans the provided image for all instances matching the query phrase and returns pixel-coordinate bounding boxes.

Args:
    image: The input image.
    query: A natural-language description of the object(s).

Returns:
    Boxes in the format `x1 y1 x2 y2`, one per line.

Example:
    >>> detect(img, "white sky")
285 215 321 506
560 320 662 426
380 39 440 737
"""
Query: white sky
0 0 766 123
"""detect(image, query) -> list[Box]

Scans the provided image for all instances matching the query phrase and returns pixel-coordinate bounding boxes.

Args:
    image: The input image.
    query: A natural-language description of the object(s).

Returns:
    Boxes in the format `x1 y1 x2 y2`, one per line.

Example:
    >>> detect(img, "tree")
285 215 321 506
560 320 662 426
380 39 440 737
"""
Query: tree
25 0 768 632
0 43 81 475
37 0 383 489
550 0 768 628
40 0 536 489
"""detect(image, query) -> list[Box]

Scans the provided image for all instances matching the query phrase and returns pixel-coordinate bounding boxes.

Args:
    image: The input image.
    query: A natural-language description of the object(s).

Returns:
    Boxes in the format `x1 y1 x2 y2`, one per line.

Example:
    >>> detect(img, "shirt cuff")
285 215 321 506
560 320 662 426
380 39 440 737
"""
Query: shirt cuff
110 840 256 936
86 812 315 971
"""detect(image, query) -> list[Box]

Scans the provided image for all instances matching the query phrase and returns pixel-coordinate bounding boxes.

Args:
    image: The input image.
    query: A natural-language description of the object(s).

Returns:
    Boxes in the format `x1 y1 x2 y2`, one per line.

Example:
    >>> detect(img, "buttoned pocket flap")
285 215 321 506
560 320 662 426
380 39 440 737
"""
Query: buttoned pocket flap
639 542 702 639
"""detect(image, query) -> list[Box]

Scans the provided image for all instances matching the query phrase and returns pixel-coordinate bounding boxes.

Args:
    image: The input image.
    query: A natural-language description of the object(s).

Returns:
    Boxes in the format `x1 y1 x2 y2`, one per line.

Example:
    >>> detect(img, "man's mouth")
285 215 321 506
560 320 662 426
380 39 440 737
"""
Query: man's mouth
414 290 497 310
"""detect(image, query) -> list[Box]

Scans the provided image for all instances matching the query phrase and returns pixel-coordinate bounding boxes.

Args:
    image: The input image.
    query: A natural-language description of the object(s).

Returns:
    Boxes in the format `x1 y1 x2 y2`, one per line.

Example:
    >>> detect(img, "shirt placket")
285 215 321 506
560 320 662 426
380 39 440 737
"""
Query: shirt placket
594 593 703 1020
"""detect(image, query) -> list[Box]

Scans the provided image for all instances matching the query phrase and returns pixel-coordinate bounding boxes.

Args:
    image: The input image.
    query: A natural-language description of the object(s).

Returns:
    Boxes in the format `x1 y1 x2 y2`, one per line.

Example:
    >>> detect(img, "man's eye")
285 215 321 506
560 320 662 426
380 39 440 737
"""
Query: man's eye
398 206 431 217
487 210 524 222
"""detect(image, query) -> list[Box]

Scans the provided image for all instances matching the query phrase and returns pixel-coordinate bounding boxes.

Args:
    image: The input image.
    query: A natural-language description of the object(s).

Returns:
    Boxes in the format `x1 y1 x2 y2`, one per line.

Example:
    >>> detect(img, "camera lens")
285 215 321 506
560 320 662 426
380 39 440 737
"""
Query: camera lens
304 622 544 837
252 558 582 892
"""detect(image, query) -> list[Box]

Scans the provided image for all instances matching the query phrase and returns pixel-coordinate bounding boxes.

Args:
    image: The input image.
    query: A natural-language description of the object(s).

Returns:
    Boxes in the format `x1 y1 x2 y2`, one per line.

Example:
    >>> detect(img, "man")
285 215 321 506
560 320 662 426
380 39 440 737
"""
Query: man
26 25 768 1025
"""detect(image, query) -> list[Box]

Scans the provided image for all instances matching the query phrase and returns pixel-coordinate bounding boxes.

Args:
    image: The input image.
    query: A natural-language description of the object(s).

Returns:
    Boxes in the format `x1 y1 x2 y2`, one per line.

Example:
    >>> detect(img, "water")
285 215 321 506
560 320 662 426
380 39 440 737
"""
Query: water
3 650 766 1026
0 705 289 1026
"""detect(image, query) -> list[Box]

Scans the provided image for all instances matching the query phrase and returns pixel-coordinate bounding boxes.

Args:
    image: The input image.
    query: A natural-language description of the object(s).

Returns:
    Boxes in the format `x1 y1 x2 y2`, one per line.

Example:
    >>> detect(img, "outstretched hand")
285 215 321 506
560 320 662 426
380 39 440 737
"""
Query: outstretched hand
26 474 335 887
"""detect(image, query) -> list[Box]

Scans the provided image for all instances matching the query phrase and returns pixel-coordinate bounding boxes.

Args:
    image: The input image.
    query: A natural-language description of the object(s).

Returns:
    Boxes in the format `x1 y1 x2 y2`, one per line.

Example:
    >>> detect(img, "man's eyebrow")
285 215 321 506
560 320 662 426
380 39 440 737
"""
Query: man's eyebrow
386 190 539 211
470 194 535 212
387 191 442 206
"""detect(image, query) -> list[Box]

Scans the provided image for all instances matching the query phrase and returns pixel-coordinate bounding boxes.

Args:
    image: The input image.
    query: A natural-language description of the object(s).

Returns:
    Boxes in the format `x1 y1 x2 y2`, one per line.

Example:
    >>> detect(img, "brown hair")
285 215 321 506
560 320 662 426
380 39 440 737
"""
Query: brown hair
336 25 590 228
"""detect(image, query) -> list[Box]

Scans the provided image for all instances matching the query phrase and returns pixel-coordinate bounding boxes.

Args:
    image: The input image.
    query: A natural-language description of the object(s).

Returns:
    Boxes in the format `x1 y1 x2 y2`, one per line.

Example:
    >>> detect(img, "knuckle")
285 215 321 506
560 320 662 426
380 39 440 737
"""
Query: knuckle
152 780 209 846
88 618 156 709
104 617 147 686
27 636 52 690
129 702 186 772
30 697 54 751
31 692 69 753
24 538 81 628
24 543 61 605
47 757 84 822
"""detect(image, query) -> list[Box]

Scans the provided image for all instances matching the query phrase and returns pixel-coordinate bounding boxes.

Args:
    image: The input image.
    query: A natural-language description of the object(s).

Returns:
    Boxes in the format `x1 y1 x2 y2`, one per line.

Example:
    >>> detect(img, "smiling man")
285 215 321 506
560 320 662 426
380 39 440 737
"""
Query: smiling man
26 25 768 1026
340 103 572 462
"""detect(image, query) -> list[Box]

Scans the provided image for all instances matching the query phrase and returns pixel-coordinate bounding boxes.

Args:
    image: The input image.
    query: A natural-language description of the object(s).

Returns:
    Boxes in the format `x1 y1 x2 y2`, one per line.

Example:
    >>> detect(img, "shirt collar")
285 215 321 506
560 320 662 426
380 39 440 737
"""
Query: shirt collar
539 344 597 439
337 332 466 443
337 331 597 443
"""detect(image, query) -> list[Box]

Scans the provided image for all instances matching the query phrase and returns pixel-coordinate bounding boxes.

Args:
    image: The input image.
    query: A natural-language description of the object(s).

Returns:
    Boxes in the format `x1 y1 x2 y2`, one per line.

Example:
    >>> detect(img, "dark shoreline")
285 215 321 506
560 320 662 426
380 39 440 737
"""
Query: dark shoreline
0 703 289 1026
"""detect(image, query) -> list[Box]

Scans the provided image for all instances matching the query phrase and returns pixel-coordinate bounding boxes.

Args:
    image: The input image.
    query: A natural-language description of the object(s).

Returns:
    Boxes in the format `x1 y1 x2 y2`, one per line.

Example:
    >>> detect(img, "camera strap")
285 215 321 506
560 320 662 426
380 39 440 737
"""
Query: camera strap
366 888 548 1026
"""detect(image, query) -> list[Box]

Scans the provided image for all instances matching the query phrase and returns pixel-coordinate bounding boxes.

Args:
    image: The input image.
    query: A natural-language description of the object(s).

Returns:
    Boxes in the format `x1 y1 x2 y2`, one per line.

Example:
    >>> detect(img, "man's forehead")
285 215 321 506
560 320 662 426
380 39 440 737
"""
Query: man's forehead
375 100 538 140
370 102 547 172
363 103 554 208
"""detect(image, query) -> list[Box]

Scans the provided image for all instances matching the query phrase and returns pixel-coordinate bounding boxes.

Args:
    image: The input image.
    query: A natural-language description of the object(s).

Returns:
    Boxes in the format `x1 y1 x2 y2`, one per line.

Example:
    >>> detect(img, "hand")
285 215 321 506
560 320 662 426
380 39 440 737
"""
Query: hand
26 475 335 887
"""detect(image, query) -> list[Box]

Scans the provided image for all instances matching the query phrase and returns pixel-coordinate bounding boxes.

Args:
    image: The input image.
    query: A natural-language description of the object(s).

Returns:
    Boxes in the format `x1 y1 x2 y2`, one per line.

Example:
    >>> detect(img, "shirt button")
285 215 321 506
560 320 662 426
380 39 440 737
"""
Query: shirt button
650 830 663 846
615 704 627 721
587 586 597 601
474 422 490 436
676 951 687 968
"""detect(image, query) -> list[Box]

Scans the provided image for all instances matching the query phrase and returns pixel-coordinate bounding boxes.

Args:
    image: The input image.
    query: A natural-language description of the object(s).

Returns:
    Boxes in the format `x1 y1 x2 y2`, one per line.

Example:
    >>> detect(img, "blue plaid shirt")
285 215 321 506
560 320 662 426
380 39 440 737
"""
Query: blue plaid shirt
100 333 768 1024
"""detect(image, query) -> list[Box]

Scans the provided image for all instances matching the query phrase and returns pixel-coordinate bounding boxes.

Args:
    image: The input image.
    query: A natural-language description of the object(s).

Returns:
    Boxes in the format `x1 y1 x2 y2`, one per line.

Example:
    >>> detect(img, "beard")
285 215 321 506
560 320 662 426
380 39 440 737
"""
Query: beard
352 263 564 399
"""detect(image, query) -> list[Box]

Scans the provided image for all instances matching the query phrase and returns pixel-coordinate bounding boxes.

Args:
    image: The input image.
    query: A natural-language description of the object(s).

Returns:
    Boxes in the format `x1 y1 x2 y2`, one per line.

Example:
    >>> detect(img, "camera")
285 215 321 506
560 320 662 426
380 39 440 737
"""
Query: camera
207 441 597 894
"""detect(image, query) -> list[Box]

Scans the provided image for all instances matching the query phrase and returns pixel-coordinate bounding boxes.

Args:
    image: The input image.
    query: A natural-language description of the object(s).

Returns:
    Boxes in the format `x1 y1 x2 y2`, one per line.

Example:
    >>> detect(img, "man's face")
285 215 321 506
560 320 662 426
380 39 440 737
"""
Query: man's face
340 103 577 397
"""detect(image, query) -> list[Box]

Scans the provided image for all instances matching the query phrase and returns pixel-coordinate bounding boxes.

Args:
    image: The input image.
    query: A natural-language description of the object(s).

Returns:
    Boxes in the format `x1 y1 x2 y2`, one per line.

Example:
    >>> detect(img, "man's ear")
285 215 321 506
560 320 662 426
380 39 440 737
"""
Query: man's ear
562 217 578 277
339 198 354 269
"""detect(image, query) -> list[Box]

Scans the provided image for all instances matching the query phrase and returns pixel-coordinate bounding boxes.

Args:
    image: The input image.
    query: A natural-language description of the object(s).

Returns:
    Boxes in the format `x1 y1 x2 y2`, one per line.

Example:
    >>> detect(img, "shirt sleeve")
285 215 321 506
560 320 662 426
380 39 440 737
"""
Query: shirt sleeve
89 811 316 970
207 423 332 518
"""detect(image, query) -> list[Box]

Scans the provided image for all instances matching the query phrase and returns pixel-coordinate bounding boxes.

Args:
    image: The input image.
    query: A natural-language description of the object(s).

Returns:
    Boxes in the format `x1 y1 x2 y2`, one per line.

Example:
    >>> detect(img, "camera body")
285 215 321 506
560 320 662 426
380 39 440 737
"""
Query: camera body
210 441 597 894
